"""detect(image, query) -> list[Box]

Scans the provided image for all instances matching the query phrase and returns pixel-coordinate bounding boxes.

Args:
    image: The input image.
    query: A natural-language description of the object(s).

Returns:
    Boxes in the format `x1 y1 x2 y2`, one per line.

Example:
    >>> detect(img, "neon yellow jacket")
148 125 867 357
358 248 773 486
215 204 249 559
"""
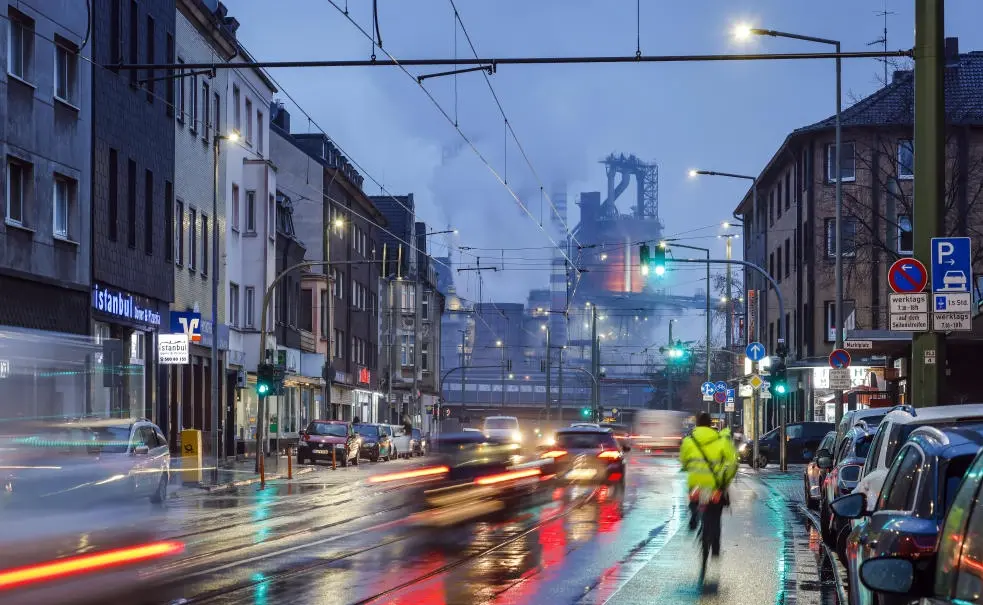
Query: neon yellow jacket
679 426 738 491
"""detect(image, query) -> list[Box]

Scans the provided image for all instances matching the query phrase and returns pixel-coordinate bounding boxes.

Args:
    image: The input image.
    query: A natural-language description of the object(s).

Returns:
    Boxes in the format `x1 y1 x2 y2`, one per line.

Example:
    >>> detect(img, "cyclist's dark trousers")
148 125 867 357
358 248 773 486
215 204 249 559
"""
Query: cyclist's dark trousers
702 501 724 556
688 499 699 529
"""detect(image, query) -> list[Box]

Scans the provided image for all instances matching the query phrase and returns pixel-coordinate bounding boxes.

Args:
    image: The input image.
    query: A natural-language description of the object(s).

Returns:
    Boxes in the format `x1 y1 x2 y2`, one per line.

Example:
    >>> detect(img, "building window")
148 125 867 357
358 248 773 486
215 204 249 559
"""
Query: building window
202 81 210 140
421 293 430 320
898 215 913 254
231 184 240 231
145 15 155 102
400 334 415 366
784 238 790 278
165 34 174 117
245 97 253 144
768 191 774 226
400 283 416 311
257 110 264 155
825 217 858 258
176 58 185 122
421 342 430 372
320 290 329 338
826 142 856 182
334 329 344 360
54 39 79 106
776 247 782 284
268 194 275 241
7 10 33 81
785 171 791 210
245 190 256 233
5 158 28 225
232 85 241 133
300 288 313 332
188 207 197 270
776 182 783 219
175 200 184 265
229 283 240 328
53 175 74 238
128 0 138 86
107 149 119 240
189 71 198 133
164 181 173 261
201 214 208 275
333 269 345 300
144 169 153 254
127 159 136 248
769 252 774 281
110 0 122 66
824 300 856 343
898 140 914 179
213 92 221 137
244 286 255 328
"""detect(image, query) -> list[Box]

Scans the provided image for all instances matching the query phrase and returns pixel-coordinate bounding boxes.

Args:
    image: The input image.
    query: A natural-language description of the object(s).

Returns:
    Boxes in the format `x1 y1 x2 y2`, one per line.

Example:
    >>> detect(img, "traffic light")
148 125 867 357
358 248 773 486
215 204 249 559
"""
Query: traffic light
640 244 651 276
660 340 689 363
770 357 788 397
581 407 592 418
652 243 667 276
256 363 274 396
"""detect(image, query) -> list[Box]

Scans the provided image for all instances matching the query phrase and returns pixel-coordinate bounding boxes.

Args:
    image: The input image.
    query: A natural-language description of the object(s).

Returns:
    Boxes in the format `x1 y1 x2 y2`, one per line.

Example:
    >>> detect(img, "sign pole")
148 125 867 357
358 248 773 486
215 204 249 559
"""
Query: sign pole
910 0 946 408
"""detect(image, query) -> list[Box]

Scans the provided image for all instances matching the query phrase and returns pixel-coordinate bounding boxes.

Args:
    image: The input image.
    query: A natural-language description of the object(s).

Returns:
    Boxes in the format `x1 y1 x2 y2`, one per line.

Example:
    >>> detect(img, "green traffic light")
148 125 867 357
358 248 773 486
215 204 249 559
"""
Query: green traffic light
257 383 270 395
582 408 591 417
774 383 787 395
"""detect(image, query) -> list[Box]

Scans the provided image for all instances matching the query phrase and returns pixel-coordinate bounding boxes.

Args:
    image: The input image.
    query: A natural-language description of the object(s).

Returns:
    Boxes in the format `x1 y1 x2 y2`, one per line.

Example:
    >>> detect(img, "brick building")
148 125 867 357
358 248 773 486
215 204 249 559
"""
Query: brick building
734 42 983 424
91 0 175 426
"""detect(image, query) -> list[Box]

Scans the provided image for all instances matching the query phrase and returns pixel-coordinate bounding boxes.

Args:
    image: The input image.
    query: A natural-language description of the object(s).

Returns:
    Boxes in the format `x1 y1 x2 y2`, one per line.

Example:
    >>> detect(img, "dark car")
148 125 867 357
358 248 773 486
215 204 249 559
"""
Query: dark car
740 421 835 468
856 447 983 604
832 423 983 605
411 428 428 456
297 420 359 466
817 425 874 554
804 430 837 509
540 427 628 486
354 423 394 462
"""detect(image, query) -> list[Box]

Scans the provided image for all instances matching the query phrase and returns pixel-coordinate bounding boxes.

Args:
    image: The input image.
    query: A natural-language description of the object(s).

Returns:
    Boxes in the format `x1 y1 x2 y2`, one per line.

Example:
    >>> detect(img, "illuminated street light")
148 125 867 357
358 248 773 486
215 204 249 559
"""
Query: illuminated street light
687 169 699 178
733 23 754 40
600 253 608 261
495 340 503 347
333 216 344 229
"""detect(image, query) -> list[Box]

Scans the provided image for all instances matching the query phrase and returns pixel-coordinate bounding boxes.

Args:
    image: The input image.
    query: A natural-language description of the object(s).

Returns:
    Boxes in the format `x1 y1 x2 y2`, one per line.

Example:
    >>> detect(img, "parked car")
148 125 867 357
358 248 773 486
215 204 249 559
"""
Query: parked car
389 425 413 459
297 420 359 466
354 423 393 462
854 403 983 513
804 430 837 509
835 408 890 450
856 447 983 604
816 425 874 554
832 423 983 605
739 421 834 468
410 428 428 456
539 426 628 486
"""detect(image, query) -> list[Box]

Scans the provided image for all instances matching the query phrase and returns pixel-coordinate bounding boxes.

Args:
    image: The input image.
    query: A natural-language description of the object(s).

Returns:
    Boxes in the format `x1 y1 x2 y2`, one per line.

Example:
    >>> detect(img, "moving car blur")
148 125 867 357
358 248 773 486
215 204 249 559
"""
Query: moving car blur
539 426 628 487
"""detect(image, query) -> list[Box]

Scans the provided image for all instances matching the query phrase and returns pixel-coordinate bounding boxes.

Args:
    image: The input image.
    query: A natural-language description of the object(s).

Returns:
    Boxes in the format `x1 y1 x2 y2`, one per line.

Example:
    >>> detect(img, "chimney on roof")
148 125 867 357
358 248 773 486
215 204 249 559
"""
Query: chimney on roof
945 37 960 68
271 101 289 132
212 1 226 18
222 16 240 36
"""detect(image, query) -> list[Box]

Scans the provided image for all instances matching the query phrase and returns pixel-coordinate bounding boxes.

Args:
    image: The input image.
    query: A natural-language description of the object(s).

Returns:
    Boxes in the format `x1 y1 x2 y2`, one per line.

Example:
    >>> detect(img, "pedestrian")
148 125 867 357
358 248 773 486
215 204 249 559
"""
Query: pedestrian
679 412 738 558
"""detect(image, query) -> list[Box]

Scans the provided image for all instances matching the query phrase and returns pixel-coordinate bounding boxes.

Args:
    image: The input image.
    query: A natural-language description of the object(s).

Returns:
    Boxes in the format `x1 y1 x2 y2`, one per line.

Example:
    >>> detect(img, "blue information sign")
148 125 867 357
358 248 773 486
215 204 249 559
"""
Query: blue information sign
931 237 973 293
701 382 716 397
745 342 766 362
714 381 728 393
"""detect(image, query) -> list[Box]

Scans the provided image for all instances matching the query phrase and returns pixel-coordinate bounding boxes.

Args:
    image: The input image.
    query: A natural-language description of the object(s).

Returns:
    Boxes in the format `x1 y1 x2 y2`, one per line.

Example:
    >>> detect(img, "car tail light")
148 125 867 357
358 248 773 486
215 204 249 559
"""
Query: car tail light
608 472 623 482
367 466 449 483
475 468 541 485
598 450 622 460
540 450 568 459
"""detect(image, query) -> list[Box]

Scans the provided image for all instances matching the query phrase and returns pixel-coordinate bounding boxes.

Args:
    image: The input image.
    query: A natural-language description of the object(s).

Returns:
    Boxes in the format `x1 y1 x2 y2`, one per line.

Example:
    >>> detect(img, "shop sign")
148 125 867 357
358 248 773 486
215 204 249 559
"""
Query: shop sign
92 284 161 327
335 371 351 385
158 334 190 364
170 311 202 343
358 367 371 384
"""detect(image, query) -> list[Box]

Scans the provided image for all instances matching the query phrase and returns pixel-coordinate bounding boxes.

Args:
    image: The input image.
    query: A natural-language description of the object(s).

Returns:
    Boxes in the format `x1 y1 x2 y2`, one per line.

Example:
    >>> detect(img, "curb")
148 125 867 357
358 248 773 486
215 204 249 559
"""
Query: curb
171 465 317 497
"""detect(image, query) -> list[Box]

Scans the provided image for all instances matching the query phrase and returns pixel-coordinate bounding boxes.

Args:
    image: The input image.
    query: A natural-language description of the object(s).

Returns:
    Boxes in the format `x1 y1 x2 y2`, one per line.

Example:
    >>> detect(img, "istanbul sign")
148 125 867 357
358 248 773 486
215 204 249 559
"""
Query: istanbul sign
91 283 162 327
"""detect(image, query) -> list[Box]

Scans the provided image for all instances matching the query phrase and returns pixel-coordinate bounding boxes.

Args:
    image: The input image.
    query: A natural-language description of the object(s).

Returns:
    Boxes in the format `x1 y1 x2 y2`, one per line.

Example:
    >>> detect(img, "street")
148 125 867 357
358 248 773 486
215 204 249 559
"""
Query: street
62 456 832 605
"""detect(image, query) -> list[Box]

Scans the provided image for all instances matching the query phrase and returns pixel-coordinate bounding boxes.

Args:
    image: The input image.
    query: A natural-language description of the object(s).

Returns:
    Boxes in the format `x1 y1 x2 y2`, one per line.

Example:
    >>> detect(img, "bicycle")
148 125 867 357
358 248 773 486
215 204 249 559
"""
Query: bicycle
693 489 725 582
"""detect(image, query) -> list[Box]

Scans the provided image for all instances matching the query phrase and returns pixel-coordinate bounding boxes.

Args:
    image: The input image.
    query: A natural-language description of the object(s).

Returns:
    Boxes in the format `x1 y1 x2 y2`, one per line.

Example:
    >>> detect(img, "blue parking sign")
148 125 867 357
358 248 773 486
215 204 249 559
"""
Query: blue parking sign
931 237 973 293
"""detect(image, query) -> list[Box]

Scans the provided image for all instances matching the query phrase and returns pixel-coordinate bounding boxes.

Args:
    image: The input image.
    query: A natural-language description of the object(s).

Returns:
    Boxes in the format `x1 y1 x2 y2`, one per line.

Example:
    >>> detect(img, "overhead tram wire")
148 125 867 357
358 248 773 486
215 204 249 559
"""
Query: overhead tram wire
447 0 582 250
323 0 581 273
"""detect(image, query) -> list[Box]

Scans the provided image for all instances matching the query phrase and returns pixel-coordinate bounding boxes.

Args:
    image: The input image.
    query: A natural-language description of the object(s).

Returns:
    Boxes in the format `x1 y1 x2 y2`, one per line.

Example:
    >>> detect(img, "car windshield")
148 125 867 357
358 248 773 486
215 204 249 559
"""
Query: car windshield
354 424 379 438
89 426 132 453
860 414 886 429
556 432 618 450
308 423 348 437
484 418 517 430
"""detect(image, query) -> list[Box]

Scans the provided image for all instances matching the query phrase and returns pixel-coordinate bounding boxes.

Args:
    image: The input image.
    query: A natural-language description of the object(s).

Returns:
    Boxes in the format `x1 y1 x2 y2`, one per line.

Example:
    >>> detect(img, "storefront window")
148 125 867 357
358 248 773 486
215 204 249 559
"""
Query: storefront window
127 331 146 420
238 387 259 441
301 388 313 427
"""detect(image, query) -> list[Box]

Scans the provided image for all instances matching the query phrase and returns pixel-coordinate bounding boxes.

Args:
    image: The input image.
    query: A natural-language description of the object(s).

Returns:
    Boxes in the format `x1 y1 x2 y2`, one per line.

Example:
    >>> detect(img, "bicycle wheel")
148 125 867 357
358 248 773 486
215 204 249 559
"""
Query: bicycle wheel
698 509 709 582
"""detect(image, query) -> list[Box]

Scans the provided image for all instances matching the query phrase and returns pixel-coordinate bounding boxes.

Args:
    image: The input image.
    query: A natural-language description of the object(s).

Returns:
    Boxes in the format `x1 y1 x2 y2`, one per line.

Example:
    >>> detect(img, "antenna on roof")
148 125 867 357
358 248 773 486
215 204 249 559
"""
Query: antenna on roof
868 0 896 86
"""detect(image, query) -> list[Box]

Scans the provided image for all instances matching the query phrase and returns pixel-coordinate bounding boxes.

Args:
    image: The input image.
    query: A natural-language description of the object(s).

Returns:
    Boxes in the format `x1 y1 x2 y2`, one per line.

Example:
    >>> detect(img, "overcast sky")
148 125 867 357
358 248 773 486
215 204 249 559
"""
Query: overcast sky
226 0 983 341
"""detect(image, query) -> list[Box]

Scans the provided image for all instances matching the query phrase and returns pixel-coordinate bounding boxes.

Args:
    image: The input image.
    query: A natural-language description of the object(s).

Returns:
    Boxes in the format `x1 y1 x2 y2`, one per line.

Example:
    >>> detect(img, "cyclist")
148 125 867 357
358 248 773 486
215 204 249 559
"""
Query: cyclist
679 412 738 559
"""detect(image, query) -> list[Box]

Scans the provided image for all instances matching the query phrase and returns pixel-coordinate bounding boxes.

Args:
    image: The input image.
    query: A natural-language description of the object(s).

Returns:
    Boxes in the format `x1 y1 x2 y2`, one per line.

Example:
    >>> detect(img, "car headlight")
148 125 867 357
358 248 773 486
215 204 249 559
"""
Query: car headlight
512 431 523 443
738 443 748 452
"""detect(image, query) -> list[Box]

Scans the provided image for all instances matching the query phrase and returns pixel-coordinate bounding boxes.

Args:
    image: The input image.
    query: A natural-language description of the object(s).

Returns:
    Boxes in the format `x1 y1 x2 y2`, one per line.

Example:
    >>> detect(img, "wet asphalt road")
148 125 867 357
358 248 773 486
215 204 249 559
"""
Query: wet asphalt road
4 456 807 605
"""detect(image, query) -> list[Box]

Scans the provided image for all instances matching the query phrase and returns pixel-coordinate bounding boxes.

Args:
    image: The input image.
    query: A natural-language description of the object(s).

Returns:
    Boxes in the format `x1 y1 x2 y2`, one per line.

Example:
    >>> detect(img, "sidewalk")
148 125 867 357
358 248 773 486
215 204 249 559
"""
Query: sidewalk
167 454 317 497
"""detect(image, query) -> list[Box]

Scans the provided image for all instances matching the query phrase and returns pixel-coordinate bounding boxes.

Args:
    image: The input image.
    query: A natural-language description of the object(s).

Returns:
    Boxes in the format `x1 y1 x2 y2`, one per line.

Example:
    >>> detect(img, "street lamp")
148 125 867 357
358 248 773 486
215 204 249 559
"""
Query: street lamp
738 25 843 426
209 130 239 480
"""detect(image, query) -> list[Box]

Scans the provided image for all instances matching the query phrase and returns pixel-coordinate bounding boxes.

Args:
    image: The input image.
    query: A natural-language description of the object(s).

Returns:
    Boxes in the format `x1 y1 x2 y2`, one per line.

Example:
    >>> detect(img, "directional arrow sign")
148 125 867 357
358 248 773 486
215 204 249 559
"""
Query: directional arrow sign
745 342 766 362
700 382 716 397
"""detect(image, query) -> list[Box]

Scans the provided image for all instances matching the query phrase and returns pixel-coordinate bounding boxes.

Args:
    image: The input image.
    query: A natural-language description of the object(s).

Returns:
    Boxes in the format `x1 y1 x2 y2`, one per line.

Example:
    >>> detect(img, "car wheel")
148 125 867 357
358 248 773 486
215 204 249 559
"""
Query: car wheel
150 472 168 505
297 454 306 465
804 479 817 509
370 454 379 462
756 454 769 469
340 454 349 467
820 503 834 544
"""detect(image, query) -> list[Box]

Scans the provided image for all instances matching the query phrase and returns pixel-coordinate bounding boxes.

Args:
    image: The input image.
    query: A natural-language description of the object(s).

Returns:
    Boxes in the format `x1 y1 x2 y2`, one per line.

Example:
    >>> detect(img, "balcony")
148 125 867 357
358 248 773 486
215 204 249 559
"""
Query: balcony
299 329 317 353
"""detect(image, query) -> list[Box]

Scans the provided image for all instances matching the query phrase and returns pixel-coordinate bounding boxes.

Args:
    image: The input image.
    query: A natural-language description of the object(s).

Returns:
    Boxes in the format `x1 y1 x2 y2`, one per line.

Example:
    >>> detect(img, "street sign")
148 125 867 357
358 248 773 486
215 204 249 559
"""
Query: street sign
925 349 937 365
745 342 766 362
888 258 928 293
714 391 727 404
932 237 973 293
890 313 930 331
829 349 852 369
844 340 873 350
739 384 753 398
829 368 852 390
934 292 972 313
703 394 714 402
934 312 972 331
760 388 772 400
700 382 716 397
0 360 9 379
749 374 764 390
889 292 930 314
714 381 728 393
726 388 735 404
724 401 735 413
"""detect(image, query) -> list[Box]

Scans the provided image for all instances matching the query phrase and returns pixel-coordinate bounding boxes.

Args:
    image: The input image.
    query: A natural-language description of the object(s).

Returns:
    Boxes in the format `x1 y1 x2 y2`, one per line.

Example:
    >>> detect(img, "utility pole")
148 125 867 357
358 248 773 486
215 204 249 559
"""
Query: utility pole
499 343 506 407
834 36 845 429
557 347 564 421
667 319 675 411
459 329 467 411
910 0 945 406
590 305 599 416
544 326 551 421
725 235 734 382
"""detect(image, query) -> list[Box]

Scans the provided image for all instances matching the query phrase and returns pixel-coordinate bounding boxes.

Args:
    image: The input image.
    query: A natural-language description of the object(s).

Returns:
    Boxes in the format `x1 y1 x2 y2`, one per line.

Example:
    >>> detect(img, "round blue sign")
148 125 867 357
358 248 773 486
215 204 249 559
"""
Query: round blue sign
714 381 728 393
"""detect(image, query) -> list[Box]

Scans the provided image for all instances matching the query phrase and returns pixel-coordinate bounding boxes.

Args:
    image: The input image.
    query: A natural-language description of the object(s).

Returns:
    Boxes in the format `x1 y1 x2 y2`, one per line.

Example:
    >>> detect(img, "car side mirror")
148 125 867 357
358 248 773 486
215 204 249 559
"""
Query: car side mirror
815 448 834 470
133 445 150 455
859 557 914 594
830 492 868 519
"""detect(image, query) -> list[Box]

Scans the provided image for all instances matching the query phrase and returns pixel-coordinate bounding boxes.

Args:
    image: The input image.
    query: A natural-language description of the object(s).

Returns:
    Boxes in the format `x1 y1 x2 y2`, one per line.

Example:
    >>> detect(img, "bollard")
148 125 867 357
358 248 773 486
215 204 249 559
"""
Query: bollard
287 445 293 480
332 447 337 470
259 446 266 490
